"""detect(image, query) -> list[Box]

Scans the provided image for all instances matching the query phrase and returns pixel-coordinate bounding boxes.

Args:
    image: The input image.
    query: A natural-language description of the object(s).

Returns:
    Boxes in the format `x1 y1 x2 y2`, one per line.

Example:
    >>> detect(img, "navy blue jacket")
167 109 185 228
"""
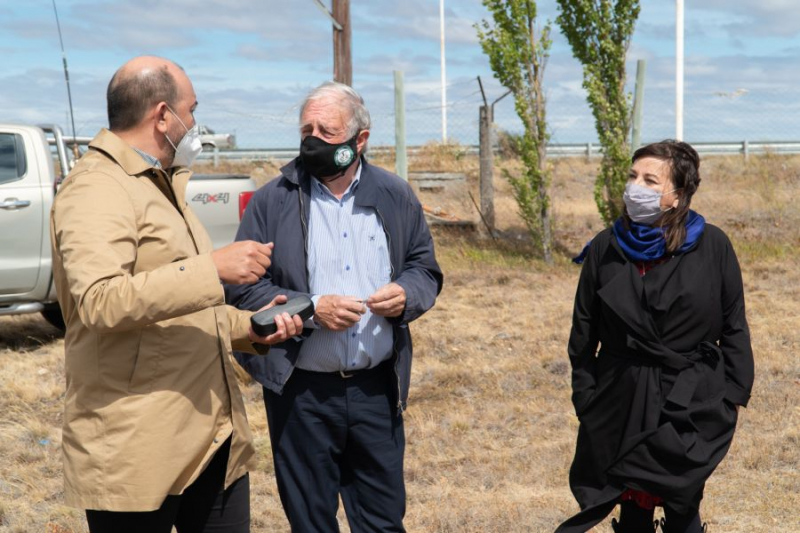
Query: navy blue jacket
225 157 443 410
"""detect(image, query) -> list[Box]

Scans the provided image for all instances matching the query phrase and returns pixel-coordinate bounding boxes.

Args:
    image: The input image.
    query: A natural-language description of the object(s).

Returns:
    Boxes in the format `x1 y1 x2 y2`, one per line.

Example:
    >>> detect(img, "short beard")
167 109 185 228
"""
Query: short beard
165 123 182 166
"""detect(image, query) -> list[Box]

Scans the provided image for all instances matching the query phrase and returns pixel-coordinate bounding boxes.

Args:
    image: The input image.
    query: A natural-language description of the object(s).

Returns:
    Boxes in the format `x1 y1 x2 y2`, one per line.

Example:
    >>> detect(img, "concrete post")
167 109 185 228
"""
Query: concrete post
394 71 407 181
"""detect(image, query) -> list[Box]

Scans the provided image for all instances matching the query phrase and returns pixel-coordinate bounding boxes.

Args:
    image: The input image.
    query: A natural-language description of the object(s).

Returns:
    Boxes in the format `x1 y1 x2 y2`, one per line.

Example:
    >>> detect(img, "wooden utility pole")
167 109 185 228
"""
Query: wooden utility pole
478 104 494 232
333 0 352 86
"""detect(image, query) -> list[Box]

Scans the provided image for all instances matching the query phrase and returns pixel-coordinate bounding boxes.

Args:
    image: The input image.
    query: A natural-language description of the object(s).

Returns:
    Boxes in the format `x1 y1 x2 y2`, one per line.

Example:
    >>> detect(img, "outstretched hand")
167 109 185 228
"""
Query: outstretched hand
249 295 305 345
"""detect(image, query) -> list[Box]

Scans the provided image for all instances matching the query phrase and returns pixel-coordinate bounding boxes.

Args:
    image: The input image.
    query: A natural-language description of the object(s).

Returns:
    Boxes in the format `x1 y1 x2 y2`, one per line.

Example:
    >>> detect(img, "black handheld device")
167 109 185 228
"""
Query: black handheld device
250 296 315 337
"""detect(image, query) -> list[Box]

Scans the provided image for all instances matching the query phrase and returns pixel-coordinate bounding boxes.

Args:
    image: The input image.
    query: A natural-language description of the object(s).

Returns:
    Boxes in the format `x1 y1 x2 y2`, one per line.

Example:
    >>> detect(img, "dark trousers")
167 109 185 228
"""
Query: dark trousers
618 501 702 533
264 360 406 533
85 436 249 533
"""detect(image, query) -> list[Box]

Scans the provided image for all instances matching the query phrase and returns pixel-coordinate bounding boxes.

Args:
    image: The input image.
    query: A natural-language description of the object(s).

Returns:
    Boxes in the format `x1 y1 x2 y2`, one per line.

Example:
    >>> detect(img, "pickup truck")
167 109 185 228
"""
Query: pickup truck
199 125 236 151
0 124 256 330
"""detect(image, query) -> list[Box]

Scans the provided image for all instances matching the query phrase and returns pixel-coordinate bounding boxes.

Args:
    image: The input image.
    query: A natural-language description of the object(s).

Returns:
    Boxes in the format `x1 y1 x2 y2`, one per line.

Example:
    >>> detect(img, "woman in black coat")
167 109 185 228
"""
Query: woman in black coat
557 141 754 533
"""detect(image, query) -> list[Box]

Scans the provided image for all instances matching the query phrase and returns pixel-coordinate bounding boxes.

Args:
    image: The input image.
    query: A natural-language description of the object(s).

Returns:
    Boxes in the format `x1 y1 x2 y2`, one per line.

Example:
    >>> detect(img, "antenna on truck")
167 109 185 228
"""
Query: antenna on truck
51 0 79 159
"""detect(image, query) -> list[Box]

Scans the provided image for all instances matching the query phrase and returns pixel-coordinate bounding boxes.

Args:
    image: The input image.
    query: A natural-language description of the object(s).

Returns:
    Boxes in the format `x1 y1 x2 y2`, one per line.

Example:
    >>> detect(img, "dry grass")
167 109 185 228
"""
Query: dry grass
1 150 798 532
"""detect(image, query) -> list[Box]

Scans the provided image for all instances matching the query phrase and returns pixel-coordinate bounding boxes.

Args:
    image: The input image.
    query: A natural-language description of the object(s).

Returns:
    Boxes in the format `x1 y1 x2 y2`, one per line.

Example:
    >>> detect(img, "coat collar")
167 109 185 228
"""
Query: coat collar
599 230 690 344
88 128 159 176
88 128 191 207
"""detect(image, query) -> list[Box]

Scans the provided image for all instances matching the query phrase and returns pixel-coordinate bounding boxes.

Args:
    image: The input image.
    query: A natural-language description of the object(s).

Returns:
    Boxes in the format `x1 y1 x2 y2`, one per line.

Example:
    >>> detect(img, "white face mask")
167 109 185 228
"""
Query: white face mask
623 182 677 225
164 105 203 168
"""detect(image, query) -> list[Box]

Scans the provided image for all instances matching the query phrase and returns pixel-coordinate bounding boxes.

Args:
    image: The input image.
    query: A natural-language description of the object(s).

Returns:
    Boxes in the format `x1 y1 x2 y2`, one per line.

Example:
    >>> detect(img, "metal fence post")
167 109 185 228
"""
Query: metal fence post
394 70 407 181
631 59 646 151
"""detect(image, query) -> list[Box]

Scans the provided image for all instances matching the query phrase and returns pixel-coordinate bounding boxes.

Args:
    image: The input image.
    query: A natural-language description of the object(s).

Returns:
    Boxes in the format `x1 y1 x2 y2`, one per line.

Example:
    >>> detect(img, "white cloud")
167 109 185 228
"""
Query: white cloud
0 67 106 136
4 0 800 147
5 1 331 52
234 41 330 64
693 0 800 37
358 52 439 77
357 0 486 47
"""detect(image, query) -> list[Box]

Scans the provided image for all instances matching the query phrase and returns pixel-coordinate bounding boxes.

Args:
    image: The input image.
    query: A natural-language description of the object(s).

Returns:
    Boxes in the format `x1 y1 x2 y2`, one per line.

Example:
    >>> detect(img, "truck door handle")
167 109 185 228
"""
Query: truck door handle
0 198 31 210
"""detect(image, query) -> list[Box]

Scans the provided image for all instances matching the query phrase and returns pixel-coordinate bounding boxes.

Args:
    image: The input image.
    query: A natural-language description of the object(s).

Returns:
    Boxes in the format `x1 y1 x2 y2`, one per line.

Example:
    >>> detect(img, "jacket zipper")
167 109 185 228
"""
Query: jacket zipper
278 186 311 389
375 207 403 413
298 187 310 282
285 189 404 412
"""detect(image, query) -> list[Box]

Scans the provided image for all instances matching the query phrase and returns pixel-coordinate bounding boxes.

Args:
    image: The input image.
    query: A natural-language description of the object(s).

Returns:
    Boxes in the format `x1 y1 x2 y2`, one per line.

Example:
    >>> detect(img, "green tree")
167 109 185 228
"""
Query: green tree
556 0 640 225
476 0 553 263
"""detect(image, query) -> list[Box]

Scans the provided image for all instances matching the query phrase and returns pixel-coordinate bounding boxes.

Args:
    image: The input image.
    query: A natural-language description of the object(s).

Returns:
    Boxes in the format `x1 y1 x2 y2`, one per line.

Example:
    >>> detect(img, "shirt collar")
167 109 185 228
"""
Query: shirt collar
132 147 163 169
313 161 362 199
88 129 155 176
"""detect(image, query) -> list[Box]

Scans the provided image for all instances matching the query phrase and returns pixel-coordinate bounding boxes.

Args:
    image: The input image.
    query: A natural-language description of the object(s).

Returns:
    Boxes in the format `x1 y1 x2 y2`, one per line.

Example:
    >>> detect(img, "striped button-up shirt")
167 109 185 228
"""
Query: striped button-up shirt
133 147 162 169
297 163 394 372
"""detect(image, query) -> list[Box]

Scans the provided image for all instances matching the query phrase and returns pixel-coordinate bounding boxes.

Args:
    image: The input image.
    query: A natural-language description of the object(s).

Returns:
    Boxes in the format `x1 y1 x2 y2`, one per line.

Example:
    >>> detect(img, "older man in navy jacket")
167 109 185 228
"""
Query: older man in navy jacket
226 81 443 532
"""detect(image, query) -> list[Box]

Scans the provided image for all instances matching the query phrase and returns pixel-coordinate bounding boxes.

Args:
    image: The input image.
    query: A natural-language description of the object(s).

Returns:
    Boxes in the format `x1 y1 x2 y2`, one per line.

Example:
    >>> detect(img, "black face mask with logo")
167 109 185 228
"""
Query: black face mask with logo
299 133 359 181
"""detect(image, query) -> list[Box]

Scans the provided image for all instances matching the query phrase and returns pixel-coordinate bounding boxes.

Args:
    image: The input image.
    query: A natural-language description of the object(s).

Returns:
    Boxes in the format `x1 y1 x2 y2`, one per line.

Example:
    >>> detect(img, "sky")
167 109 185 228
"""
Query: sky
3 0 800 147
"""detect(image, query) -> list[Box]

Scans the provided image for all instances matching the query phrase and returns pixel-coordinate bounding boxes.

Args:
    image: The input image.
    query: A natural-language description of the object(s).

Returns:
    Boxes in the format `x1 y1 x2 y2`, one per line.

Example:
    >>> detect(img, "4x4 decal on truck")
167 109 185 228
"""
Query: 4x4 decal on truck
192 192 230 204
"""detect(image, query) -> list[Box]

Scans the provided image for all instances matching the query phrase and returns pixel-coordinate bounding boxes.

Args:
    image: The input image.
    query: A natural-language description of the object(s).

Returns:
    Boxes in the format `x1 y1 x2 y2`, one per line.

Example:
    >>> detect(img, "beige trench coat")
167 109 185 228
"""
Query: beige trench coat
51 129 260 511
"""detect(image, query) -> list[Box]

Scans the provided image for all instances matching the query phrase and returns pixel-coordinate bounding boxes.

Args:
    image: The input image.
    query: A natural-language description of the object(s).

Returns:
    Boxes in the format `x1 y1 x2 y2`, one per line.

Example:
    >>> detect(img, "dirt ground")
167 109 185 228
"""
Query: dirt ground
1 149 798 532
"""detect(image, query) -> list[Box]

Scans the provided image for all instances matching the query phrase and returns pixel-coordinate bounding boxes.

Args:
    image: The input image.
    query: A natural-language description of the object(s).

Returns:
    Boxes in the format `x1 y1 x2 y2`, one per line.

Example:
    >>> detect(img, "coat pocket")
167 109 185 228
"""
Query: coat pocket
576 353 625 417
690 353 727 405
128 325 164 394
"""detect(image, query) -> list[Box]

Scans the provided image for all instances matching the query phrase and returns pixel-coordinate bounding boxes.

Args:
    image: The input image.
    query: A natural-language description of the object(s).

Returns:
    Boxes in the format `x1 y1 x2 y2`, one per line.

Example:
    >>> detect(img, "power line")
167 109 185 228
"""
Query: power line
404 89 483 112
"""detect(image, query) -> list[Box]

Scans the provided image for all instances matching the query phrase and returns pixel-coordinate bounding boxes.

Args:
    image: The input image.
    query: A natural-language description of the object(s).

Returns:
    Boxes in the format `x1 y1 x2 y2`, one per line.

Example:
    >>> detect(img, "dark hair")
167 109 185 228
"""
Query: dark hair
628 140 701 253
107 64 179 131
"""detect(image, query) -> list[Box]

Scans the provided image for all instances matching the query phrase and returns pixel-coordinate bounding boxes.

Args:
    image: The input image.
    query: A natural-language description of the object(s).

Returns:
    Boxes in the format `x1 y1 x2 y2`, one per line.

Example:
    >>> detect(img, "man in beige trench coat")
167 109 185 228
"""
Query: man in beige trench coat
50 56 303 532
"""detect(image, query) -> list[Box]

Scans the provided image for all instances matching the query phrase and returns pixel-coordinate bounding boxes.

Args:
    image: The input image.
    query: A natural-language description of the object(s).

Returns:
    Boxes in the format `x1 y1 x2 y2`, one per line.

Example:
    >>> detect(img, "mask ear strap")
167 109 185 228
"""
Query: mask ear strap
664 187 682 208
165 103 190 133
164 129 179 152
319 170 347 183
352 130 365 154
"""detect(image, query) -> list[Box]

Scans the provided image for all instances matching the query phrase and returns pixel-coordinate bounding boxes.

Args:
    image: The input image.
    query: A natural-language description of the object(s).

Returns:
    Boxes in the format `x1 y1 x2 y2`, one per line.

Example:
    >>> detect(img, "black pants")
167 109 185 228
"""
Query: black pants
264 361 406 532
618 500 702 533
85 436 249 533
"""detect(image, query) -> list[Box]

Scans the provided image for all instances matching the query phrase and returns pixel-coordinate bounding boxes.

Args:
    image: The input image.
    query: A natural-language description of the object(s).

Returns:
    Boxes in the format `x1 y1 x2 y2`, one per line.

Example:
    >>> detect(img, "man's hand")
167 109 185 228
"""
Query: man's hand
212 241 273 285
314 295 366 331
249 295 305 345
366 282 406 318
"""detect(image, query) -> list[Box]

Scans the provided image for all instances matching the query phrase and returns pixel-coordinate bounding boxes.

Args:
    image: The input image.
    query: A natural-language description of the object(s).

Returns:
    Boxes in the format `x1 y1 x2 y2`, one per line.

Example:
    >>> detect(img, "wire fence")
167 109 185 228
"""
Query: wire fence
68 77 800 151
486 84 800 148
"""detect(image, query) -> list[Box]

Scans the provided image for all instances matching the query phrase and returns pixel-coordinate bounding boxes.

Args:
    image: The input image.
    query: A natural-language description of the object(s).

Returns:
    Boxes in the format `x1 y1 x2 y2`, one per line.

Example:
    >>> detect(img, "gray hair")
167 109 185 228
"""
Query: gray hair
299 81 371 138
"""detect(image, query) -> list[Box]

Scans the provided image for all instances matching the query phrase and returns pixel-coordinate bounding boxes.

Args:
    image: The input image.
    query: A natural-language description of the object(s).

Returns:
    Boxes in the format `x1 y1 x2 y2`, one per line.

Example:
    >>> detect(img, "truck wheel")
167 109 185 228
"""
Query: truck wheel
41 305 66 331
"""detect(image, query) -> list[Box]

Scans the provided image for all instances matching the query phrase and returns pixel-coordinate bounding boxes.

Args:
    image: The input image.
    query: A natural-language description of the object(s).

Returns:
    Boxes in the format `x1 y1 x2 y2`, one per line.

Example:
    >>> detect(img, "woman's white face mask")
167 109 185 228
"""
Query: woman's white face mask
623 182 678 225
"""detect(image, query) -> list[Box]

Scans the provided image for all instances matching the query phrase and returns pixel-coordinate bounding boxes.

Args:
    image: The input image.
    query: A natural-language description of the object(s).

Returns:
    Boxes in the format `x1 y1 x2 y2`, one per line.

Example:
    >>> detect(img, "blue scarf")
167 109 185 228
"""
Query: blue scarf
572 210 706 264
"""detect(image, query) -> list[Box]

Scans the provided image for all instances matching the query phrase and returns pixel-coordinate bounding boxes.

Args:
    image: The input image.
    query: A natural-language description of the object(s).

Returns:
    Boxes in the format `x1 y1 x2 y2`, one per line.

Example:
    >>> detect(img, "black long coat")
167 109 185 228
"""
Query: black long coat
556 223 754 533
